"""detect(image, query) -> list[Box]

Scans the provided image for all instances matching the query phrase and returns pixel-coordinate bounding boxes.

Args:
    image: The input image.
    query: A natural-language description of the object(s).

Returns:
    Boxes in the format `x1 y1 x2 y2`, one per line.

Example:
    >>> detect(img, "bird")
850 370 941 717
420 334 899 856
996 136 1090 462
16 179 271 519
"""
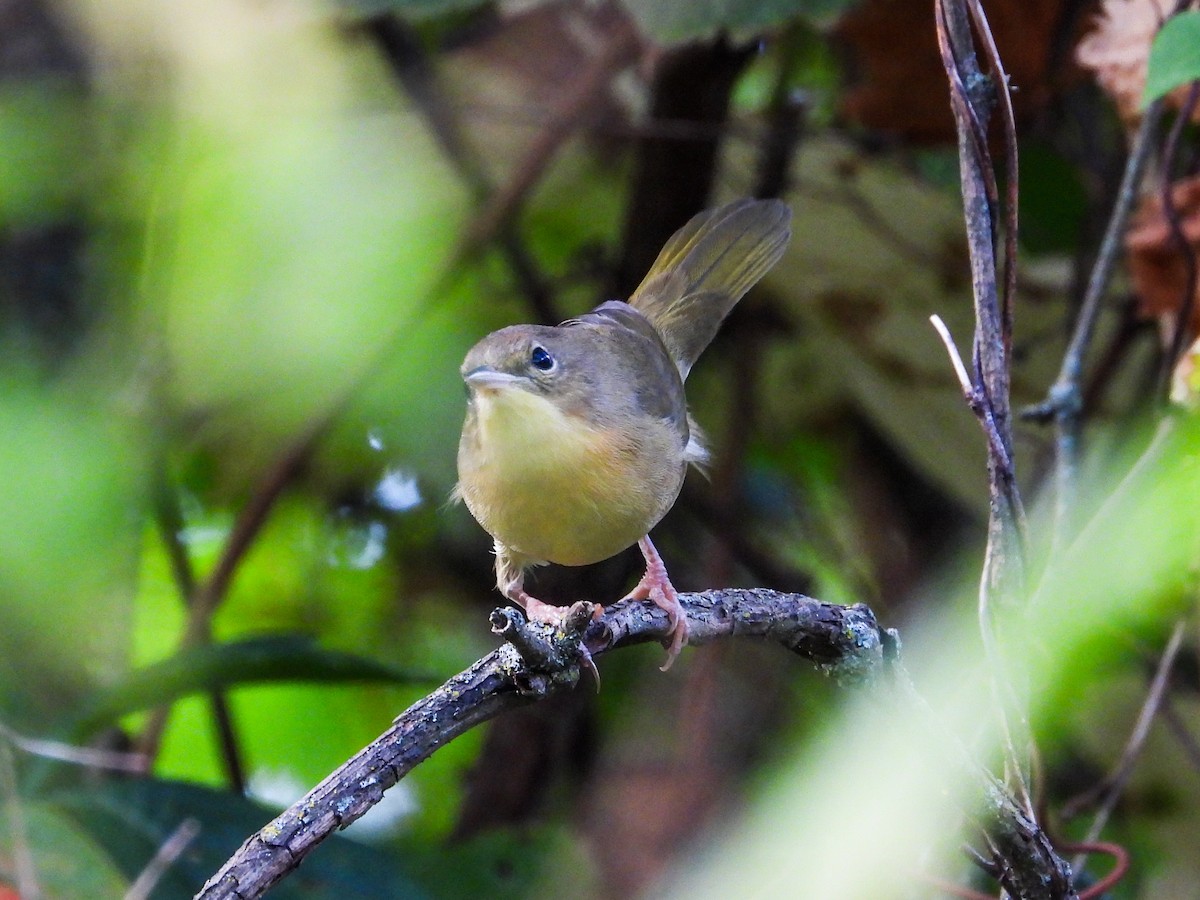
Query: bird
455 197 792 669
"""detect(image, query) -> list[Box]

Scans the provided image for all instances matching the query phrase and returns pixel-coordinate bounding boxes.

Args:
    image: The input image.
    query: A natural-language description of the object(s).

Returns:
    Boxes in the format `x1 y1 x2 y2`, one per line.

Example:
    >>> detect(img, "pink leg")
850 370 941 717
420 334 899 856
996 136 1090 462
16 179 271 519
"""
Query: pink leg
496 545 601 687
495 545 571 625
511 588 571 625
625 535 689 670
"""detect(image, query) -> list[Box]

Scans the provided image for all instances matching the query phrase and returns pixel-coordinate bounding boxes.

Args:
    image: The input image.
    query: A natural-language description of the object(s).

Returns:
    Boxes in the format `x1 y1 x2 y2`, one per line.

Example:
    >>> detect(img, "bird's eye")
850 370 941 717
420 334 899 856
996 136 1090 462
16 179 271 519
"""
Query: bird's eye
530 346 555 371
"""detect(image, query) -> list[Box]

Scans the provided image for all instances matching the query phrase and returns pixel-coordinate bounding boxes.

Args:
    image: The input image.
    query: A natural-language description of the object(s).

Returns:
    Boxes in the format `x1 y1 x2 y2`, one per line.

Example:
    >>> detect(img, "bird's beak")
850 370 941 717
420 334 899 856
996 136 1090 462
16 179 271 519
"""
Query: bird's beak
463 367 525 392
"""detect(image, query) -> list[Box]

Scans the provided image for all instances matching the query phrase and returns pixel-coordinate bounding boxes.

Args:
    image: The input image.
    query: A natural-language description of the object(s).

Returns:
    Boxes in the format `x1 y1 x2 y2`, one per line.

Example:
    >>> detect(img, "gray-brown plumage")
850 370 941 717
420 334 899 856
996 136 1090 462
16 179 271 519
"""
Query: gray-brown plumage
456 198 792 668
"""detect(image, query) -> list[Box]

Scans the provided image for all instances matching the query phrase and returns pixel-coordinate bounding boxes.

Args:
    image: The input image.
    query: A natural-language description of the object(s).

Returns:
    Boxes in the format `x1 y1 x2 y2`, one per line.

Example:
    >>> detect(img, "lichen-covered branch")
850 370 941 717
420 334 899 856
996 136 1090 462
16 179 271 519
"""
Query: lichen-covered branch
195 590 890 900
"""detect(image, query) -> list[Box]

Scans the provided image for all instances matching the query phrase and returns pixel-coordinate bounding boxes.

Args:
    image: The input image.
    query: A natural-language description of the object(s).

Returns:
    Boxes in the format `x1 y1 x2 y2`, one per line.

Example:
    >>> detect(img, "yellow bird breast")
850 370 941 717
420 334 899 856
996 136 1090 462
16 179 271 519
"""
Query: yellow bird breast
457 384 684 567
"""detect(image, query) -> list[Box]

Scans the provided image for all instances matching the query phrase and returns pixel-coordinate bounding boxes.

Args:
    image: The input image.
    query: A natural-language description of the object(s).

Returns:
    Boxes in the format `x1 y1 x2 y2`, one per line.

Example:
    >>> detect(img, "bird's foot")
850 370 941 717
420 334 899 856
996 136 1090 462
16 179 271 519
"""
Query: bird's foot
627 536 689 671
508 591 601 689
513 592 601 628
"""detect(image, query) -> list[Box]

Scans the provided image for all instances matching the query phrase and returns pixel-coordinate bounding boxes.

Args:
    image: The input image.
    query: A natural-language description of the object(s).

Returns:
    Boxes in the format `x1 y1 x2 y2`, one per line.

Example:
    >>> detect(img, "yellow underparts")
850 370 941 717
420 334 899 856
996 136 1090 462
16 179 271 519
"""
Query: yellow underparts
459 385 683 567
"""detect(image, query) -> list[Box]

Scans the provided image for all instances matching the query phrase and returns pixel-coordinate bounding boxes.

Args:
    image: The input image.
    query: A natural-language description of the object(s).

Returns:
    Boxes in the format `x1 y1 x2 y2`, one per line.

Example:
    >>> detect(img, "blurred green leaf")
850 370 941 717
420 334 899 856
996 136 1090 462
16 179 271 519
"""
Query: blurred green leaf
0 379 145 727
1017 141 1087 255
71 635 433 739
399 826 597 899
53 779 427 899
619 0 853 44
1144 11 1200 105
0 84 89 221
0 802 129 899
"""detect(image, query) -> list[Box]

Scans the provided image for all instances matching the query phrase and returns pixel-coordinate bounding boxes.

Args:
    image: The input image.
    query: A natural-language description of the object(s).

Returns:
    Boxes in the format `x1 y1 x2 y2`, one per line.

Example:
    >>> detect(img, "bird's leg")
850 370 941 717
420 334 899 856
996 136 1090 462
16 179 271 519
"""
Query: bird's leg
494 542 592 628
495 545 567 624
625 535 688 670
495 544 601 687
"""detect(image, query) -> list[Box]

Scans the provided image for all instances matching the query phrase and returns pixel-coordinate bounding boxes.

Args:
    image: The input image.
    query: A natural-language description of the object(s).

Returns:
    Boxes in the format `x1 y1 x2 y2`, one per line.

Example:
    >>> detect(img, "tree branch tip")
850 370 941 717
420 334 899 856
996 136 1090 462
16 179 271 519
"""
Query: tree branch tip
882 627 902 662
489 605 594 694
929 314 976 398
1018 400 1054 423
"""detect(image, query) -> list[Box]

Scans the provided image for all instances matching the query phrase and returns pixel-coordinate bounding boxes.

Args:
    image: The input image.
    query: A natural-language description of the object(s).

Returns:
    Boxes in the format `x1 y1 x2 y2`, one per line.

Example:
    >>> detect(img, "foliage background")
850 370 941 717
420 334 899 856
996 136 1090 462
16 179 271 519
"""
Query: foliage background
1 0 1199 897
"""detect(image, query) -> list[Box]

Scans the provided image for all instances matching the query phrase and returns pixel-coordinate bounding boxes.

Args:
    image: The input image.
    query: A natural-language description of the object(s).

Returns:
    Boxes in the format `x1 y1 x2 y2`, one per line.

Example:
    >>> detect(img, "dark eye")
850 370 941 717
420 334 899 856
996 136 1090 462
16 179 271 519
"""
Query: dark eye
530 346 555 371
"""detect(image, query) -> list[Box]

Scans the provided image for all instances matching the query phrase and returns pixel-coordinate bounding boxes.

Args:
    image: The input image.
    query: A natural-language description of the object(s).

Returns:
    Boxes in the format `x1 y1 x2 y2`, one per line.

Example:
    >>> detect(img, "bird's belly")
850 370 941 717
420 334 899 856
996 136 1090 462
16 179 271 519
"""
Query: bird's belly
458 391 684 566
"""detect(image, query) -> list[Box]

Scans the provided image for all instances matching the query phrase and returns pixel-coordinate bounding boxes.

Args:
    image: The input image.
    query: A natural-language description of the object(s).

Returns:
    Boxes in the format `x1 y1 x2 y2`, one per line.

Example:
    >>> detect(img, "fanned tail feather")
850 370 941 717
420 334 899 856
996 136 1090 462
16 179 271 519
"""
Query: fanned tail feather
627 198 792 379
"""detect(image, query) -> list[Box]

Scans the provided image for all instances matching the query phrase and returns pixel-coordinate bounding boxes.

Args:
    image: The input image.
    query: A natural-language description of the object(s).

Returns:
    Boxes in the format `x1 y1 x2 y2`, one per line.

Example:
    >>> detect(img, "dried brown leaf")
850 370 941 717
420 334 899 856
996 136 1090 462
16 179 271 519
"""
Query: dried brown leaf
1076 0 1200 123
1126 175 1200 340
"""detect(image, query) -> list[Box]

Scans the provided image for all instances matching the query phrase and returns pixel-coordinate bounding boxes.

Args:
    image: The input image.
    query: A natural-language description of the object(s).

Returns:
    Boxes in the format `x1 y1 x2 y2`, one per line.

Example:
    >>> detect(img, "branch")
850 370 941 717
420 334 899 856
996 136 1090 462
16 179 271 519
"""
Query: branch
935 0 1027 602
1158 81 1200 396
1023 99 1165 540
136 422 325 767
1065 618 1188 862
195 590 892 899
934 2 1079 895
1024 0 1197 539
935 0 1034 816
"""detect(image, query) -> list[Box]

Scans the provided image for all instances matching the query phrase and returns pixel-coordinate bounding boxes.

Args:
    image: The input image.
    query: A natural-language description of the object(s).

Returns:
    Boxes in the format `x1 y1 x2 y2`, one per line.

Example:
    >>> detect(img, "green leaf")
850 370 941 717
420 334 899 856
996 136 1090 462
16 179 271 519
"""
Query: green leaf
52 779 427 899
0 803 129 899
618 0 854 45
1016 141 1087 255
398 826 596 899
1144 11 1200 105
71 636 434 738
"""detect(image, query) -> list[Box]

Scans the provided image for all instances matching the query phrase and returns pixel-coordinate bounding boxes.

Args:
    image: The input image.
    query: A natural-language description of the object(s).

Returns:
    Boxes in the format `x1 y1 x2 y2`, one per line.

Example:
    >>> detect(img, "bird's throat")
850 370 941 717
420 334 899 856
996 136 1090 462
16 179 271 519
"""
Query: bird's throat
470 385 595 472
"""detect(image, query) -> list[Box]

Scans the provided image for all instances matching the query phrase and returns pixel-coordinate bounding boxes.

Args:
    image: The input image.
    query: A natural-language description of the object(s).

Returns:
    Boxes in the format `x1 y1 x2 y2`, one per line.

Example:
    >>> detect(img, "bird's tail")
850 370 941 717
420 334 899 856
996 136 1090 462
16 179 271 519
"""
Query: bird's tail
627 198 792 379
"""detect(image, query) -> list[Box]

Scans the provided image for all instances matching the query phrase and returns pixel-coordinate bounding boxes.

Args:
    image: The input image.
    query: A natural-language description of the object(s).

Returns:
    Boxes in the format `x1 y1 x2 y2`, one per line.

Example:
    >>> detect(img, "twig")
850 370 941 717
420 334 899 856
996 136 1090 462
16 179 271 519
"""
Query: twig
931 313 982 408
1066 841 1131 900
125 818 201 900
1158 81 1200 397
1161 694 1200 773
930 316 1024 523
137 420 327 764
965 0 1019 359
151 472 246 792
364 12 564 324
1025 100 1166 540
195 589 892 899
934 0 1027 594
1066 618 1187 873
0 737 39 900
0 721 146 774
935 0 1035 838
459 21 640 252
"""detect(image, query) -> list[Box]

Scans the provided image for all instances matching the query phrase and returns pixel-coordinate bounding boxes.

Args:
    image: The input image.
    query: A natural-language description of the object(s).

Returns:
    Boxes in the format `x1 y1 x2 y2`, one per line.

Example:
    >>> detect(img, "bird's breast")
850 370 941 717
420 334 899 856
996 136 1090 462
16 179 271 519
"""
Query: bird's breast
457 386 685 567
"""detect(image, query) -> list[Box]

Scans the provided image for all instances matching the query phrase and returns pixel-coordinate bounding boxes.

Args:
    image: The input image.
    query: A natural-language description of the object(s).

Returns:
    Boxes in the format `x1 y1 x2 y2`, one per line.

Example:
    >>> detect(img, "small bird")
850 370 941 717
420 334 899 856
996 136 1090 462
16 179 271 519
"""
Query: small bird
456 198 792 669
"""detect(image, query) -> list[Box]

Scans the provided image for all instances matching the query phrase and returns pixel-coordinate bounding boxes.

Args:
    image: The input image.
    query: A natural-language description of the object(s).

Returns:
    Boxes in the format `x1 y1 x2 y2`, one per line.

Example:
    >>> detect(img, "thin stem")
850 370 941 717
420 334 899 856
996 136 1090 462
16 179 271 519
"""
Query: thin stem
931 314 976 395
935 0 1033 827
151 474 246 792
1158 81 1200 397
137 424 324 765
1032 100 1165 541
1069 618 1187 873
966 0 1019 359
0 738 39 900
0 721 145 774
124 818 200 900
1161 695 1200 773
